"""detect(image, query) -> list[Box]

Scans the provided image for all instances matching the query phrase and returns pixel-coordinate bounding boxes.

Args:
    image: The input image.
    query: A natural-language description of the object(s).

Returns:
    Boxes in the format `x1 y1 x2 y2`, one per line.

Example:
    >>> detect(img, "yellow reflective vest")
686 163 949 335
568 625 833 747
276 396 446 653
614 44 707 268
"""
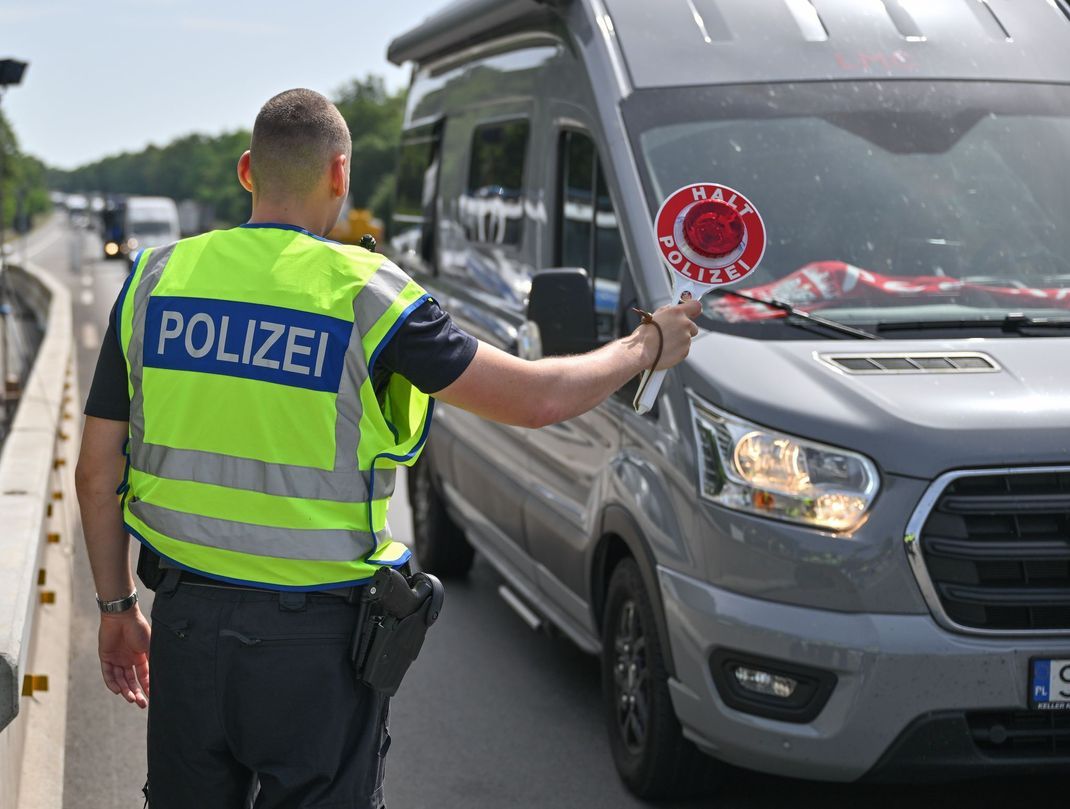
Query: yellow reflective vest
116 223 432 589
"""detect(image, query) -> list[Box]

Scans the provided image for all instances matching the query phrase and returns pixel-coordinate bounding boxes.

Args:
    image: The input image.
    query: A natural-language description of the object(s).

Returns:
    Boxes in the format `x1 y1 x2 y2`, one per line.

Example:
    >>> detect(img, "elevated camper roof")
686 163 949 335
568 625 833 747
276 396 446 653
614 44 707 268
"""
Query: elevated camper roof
388 0 1070 87
387 0 555 67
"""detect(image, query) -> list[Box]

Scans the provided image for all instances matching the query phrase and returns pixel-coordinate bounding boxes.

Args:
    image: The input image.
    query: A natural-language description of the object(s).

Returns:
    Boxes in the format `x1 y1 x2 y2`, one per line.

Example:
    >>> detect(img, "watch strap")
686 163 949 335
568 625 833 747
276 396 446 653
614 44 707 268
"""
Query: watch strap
96 590 138 614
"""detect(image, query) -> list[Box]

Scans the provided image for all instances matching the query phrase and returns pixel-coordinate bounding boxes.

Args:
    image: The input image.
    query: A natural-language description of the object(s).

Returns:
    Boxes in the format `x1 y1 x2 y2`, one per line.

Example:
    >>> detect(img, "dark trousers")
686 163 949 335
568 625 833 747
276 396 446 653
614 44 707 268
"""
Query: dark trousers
147 580 389 809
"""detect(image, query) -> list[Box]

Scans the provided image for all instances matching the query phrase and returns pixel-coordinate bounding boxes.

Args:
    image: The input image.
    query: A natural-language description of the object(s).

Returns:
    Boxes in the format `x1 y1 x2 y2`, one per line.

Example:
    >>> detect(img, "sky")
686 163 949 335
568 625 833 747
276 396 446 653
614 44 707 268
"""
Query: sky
0 0 445 168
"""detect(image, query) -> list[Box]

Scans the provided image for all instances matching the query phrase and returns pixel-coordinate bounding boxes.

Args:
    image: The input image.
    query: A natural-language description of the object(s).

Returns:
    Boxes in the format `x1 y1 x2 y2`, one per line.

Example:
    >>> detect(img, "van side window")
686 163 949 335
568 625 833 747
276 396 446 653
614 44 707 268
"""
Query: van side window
391 124 442 268
463 120 529 246
561 132 595 270
557 130 624 342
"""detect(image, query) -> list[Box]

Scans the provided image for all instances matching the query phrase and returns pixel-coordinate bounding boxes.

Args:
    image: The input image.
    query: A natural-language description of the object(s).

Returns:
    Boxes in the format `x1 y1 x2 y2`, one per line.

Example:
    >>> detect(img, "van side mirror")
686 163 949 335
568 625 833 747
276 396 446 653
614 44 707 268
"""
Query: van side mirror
525 268 598 357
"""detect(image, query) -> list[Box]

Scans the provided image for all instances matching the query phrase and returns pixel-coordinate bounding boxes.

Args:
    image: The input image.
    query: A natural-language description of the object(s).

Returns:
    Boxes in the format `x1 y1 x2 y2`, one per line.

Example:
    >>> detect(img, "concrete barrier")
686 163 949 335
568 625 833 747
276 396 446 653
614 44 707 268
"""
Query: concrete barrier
0 261 76 809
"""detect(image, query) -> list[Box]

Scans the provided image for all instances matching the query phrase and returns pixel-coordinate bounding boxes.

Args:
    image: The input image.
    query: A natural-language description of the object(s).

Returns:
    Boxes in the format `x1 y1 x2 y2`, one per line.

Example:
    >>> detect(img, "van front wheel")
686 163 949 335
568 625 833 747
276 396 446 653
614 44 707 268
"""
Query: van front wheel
601 558 722 799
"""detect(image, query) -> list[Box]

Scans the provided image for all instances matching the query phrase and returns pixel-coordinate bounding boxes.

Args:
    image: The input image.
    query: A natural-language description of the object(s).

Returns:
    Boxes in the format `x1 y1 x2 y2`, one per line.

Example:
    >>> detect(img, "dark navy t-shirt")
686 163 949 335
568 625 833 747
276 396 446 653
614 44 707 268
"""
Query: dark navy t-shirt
84 298 477 421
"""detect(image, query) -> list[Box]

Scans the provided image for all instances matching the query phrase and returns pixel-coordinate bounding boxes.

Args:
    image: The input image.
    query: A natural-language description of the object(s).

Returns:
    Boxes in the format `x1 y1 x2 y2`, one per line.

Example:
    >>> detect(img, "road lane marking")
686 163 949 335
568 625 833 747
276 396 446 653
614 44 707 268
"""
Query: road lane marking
81 322 100 351
26 228 62 259
79 289 94 306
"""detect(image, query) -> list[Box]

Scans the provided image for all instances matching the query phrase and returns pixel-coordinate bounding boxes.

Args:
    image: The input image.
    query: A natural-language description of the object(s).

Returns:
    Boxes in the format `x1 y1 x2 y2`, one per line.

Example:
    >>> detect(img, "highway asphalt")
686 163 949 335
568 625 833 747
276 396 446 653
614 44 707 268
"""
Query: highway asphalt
23 216 1060 808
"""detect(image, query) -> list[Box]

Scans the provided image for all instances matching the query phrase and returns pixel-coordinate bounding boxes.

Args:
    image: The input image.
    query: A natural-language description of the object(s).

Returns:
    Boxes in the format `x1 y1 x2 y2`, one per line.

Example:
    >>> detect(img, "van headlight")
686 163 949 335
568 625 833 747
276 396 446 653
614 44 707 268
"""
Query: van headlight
689 398 879 533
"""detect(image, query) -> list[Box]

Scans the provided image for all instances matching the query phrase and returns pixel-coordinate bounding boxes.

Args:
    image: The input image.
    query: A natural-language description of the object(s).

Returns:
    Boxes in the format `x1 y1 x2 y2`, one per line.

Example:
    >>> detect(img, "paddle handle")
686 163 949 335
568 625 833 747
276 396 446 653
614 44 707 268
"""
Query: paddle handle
631 280 708 415
633 368 667 415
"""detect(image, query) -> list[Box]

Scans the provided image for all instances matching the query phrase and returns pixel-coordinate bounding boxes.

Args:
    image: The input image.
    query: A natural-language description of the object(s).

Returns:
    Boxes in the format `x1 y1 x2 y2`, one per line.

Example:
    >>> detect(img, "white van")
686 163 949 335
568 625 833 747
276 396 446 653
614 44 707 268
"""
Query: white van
124 196 181 264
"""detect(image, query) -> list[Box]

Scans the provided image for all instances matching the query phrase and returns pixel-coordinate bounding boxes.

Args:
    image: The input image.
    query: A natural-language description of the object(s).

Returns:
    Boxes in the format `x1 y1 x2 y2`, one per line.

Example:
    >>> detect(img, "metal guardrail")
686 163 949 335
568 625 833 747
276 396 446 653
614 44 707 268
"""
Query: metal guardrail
0 260 76 809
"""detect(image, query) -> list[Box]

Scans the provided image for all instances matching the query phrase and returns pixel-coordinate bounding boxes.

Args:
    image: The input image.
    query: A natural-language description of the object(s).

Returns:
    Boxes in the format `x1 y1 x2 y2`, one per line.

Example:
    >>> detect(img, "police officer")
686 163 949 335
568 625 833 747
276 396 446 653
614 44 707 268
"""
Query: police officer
74 88 699 809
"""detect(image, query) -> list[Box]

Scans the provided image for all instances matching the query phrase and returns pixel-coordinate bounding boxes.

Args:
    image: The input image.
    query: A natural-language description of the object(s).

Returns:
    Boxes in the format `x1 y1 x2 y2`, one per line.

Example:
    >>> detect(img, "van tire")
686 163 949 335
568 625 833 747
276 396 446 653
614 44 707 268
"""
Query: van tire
409 454 474 578
601 558 722 799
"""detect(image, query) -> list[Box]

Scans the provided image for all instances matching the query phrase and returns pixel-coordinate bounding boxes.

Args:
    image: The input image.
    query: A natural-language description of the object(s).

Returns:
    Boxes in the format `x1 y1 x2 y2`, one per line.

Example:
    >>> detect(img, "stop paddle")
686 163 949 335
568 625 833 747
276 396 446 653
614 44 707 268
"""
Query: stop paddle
633 182 767 414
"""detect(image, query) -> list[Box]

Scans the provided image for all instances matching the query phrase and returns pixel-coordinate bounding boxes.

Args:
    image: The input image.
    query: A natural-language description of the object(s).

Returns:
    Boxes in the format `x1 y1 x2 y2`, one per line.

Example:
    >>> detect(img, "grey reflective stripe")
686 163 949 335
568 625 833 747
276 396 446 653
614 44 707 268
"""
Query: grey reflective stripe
353 259 412 332
375 468 396 500
333 259 411 471
333 301 366 472
131 437 377 502
129 499 382 562
128 244 177 446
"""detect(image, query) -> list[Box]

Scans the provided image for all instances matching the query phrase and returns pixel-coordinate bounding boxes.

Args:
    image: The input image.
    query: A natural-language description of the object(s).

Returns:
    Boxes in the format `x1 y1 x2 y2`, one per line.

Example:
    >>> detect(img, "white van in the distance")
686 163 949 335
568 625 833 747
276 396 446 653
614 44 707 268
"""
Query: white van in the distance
118 196 180 266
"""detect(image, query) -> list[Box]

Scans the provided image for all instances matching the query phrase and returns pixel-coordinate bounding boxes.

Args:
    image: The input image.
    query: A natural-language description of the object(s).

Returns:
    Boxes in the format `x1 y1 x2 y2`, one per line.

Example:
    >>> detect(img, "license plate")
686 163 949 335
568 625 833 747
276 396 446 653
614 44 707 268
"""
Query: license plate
1030 658 1070 710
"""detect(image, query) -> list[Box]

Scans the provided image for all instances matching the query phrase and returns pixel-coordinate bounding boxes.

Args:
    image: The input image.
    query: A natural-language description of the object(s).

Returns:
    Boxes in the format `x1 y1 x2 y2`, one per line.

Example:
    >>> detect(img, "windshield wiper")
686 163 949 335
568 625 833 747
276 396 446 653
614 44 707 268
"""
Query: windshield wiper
713 290 880 340
876 313 1070 335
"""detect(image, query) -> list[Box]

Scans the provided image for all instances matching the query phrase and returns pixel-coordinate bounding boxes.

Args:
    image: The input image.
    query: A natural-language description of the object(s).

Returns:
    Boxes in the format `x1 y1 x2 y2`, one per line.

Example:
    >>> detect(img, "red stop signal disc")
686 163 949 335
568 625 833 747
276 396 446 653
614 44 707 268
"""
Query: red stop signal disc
655 183 766 286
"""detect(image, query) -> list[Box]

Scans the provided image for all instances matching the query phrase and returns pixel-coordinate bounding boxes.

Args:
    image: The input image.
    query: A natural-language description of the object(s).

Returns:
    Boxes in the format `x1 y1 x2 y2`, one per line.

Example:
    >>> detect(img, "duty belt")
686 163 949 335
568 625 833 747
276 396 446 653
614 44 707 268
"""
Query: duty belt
165 569 363 602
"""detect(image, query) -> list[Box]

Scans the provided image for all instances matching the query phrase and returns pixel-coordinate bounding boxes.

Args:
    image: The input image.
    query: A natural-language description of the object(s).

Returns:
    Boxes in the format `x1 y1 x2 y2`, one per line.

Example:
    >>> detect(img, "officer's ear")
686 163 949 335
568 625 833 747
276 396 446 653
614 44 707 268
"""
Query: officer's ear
328 153 348 200
237 151 254 193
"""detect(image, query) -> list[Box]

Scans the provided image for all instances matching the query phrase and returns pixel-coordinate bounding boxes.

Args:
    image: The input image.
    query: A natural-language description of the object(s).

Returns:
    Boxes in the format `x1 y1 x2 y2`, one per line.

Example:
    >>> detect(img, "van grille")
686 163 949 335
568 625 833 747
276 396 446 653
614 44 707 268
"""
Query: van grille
969 711 1070 757
917 471 1070 631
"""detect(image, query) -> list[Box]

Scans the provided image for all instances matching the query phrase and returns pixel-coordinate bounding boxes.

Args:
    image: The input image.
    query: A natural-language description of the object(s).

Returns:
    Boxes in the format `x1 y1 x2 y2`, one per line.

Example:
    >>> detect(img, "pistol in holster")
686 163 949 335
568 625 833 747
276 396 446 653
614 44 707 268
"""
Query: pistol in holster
350 566 444 696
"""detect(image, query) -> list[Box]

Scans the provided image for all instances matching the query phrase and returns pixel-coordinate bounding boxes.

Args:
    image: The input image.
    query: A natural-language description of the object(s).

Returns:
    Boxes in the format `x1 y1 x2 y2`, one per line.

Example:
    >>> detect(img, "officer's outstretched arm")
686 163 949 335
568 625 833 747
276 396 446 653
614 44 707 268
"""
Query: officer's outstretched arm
434 300 700 428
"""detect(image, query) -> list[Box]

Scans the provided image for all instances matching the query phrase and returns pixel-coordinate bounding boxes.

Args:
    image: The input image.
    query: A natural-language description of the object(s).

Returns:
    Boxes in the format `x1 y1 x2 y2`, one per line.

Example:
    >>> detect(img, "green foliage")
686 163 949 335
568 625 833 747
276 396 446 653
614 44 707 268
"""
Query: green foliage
368 171 397 236
49 75 407 227
1 109 51 230
333 75 406 209
49 130 253 226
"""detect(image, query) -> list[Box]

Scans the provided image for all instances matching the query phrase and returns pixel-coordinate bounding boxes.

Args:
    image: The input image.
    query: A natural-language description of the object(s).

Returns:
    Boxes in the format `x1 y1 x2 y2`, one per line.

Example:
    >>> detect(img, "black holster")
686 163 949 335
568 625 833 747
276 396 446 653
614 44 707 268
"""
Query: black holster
137 545 166 591
350 567 444 696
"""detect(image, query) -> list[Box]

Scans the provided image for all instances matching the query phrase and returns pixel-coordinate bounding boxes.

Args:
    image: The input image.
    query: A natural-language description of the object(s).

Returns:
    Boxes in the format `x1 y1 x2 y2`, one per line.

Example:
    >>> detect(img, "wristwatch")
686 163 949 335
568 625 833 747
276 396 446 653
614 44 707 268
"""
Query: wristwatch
96 590 138 614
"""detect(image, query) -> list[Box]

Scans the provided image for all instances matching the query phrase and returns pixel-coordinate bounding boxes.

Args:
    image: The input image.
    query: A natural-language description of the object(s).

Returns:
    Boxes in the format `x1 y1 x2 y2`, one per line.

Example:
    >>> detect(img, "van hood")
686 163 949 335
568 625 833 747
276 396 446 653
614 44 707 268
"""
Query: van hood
682 333 1070 479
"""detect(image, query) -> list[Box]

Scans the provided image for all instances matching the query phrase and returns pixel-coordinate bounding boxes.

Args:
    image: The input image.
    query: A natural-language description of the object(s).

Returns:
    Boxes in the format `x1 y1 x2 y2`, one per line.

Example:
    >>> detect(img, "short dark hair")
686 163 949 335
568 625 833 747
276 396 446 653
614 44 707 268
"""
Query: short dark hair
250 88 352 198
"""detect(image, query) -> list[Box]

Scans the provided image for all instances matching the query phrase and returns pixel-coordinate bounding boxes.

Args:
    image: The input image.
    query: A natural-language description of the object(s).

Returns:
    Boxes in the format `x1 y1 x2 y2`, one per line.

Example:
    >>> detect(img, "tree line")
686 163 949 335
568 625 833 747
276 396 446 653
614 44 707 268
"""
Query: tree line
47 76 406 228
1 109 50 232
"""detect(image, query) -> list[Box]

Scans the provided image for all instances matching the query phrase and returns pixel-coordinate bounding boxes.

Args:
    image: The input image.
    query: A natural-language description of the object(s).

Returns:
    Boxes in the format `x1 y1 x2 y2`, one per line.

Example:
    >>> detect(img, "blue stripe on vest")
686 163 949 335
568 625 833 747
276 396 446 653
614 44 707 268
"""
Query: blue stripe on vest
143 296 352 393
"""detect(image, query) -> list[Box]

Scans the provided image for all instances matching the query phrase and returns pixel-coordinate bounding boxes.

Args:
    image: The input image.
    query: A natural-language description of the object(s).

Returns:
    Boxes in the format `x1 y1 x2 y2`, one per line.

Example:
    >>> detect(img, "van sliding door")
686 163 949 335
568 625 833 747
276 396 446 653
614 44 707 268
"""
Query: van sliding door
427 105 541 579
524 121 630 633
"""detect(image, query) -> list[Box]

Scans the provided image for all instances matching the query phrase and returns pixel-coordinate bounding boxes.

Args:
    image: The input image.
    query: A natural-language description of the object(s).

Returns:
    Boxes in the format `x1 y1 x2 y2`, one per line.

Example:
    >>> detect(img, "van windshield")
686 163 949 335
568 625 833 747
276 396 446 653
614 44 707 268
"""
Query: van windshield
624 82 1070 335
128 221 174 238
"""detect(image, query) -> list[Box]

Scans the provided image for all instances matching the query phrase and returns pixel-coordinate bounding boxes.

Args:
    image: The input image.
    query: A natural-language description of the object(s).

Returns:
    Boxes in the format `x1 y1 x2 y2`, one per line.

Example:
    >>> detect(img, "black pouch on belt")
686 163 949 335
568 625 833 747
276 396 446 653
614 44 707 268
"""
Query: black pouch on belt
136 545 166 592
351 567 444 696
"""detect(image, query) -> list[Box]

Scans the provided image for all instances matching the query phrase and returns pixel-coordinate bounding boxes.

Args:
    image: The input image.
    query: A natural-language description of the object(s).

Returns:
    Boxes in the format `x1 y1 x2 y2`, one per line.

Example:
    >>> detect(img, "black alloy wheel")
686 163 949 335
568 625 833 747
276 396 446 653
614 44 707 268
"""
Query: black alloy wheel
601 558 722 799
409 452 474 578
613 597 650 755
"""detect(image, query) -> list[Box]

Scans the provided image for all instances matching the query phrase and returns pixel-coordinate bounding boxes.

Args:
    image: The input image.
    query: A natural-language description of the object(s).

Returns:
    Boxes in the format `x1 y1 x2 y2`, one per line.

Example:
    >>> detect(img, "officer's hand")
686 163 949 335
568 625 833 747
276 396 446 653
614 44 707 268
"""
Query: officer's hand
643 299 701 371
98 607 152 709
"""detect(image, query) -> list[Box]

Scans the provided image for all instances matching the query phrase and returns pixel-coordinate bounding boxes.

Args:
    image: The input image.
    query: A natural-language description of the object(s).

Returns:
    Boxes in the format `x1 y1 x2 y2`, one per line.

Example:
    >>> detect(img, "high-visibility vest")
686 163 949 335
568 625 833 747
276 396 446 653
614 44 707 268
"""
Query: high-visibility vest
116 223 433 590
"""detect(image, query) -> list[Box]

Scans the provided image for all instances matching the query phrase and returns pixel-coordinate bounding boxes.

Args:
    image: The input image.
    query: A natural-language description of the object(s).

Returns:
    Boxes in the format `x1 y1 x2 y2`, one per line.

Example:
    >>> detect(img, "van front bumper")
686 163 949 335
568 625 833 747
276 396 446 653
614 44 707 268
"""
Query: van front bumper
658 566 1070 782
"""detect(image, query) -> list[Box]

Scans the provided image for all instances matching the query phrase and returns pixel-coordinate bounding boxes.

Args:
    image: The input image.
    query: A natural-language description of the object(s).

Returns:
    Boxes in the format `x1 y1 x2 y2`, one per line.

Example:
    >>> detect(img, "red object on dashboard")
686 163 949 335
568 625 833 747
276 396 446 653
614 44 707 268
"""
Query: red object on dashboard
712 261 1070 321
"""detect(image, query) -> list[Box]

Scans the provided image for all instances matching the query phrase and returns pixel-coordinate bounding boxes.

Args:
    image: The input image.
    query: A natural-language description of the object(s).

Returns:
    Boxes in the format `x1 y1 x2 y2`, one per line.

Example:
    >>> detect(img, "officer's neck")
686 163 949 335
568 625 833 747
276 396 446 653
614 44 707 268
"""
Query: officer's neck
248 199 331 238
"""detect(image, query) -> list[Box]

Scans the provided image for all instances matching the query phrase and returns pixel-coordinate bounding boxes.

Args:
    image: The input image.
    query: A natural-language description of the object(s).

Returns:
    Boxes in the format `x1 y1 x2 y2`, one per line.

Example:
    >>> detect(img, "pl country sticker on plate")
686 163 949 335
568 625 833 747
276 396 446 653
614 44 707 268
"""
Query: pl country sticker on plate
1030 658 1070 710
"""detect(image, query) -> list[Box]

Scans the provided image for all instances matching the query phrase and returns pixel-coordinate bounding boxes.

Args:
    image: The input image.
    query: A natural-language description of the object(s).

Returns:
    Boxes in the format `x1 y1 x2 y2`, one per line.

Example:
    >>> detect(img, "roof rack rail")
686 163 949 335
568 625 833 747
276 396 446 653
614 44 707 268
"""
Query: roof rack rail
783 0 828 42
685 0 733 43
968 0 1012 41
879 0 925 41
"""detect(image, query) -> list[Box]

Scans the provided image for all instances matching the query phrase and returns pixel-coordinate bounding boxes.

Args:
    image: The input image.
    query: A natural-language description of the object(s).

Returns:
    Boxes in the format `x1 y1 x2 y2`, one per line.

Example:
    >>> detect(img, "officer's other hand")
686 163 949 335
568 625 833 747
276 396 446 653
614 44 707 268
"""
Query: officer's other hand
98 607 152 709
643 299 701 371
